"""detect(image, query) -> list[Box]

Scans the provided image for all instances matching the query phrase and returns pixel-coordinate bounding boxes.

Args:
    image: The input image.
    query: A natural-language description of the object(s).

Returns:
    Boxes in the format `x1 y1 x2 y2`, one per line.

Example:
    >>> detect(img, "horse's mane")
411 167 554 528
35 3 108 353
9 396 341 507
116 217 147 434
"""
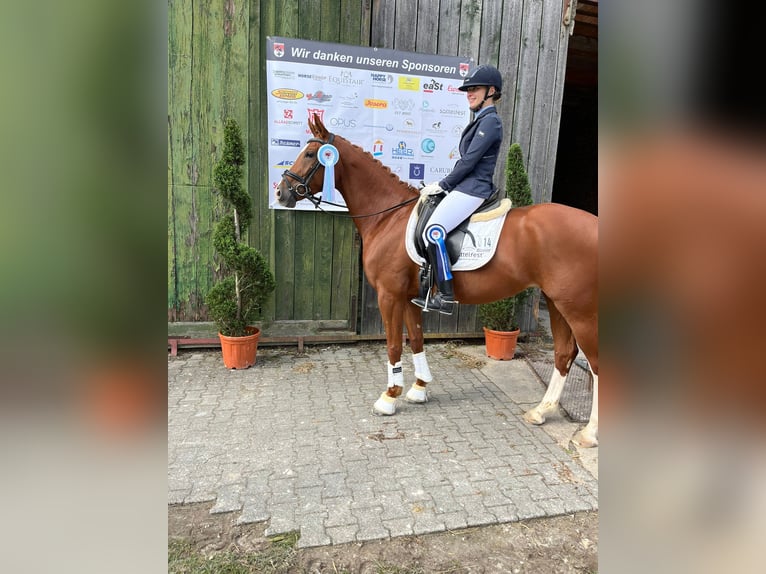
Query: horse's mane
338 135 420 197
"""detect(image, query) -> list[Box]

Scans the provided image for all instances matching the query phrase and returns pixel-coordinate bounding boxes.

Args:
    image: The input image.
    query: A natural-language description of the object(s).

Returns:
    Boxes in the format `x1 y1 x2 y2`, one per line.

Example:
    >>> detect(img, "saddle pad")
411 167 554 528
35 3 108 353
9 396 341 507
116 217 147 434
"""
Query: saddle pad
405 195 512 271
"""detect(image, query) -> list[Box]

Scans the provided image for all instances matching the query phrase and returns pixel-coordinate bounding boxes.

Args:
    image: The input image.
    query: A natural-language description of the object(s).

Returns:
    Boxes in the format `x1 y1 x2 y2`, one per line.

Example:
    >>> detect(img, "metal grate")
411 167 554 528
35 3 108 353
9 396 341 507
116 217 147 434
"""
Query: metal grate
526 356 593 423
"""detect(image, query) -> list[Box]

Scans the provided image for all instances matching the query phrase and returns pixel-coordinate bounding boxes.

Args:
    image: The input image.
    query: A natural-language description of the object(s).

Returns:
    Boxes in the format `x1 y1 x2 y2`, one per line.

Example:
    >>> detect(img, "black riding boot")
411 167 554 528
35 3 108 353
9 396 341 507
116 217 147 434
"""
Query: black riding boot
411 244 457 315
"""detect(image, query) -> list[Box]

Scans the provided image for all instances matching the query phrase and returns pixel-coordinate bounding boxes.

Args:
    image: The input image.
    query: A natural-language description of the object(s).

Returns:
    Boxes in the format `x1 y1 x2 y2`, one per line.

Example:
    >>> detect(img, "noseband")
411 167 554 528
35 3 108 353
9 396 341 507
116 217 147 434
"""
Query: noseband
281 133 335 207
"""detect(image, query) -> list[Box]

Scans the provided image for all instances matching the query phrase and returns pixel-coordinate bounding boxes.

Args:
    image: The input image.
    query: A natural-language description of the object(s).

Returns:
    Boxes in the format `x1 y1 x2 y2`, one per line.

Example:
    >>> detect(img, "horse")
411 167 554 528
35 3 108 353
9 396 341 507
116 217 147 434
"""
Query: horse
275 115 599 447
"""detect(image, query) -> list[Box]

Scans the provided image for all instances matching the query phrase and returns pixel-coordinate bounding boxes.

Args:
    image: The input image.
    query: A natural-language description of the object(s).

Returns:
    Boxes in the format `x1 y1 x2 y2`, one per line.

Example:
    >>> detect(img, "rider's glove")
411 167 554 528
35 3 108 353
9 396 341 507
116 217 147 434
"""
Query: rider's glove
420 182 445 196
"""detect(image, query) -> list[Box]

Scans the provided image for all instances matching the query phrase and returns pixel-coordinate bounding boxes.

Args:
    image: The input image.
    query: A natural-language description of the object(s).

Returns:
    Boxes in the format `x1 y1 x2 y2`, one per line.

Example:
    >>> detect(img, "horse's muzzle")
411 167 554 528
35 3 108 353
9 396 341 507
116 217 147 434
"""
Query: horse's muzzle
274 182 296 208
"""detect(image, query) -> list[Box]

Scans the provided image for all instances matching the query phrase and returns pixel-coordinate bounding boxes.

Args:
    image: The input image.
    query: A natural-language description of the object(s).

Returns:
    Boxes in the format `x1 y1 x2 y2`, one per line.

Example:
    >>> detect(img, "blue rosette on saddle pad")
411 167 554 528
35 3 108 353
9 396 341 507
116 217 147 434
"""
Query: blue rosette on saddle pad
317 143 339 203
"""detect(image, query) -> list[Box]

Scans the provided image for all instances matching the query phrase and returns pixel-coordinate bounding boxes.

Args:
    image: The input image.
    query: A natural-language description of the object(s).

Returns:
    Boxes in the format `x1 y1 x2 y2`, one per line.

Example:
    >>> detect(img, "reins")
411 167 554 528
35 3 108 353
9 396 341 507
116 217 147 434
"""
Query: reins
280 132 420 219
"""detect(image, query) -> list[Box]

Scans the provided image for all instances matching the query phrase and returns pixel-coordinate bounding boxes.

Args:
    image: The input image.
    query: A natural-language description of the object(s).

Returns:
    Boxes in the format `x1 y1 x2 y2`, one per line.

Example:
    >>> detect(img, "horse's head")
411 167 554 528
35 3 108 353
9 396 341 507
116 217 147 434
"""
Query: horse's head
275 114 335 208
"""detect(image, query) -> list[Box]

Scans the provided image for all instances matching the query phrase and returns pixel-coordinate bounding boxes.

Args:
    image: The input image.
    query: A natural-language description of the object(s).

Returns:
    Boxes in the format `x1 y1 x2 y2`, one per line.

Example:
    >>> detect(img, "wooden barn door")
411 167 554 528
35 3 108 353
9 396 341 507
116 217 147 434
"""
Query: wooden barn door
359 0 575 336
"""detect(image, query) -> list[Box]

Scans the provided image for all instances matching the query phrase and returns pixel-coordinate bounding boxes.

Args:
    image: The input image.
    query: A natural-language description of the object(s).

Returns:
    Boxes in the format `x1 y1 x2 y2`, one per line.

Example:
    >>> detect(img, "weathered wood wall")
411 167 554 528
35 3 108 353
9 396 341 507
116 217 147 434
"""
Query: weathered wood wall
168 0 575 336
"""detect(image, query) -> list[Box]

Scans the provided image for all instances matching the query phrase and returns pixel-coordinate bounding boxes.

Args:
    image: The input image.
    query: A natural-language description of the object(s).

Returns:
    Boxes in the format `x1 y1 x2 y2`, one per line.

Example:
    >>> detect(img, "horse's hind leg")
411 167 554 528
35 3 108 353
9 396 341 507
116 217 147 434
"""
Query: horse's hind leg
523 296 578 427
403 303 432 404
573 368 598 448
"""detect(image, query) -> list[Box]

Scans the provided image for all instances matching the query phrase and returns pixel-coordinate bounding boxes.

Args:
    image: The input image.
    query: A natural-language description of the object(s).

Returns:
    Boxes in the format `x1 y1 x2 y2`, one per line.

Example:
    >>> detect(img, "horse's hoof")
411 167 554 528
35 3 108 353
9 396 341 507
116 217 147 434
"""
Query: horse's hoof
572 427 598 448
373 393 397 416
404 383 428 404
523 408 546 425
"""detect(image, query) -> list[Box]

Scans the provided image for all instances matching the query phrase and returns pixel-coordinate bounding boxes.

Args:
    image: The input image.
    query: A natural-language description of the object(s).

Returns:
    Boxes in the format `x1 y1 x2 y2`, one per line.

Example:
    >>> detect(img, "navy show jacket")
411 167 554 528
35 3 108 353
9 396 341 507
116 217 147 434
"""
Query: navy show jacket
439 106 503 199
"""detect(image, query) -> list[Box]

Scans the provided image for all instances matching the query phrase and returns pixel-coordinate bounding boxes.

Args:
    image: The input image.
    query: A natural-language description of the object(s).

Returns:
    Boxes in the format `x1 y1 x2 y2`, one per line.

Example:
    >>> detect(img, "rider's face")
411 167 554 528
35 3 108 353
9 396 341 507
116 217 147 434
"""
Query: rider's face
466 85 492 109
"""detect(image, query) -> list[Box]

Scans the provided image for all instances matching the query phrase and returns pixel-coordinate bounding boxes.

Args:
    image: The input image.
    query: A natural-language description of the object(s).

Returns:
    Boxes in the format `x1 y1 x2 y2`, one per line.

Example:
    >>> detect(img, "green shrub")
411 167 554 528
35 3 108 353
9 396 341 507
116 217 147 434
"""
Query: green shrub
205 119 275 336
478 143 534 332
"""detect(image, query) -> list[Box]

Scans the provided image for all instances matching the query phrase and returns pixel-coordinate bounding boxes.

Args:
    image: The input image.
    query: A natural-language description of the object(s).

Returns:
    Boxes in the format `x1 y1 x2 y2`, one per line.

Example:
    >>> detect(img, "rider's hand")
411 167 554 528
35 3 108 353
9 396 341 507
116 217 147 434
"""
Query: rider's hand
420 182 445 196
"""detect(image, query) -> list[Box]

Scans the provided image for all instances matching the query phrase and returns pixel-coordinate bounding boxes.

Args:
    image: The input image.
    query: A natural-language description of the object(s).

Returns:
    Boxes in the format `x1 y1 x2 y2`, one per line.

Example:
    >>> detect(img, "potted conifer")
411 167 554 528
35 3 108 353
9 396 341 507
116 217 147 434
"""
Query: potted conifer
478 142 534 359
205 118 275 368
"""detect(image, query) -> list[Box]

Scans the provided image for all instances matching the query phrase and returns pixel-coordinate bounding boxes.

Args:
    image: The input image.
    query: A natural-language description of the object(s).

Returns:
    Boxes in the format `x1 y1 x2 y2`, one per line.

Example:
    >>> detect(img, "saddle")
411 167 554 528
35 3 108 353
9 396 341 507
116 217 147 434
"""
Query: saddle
413 191 503 264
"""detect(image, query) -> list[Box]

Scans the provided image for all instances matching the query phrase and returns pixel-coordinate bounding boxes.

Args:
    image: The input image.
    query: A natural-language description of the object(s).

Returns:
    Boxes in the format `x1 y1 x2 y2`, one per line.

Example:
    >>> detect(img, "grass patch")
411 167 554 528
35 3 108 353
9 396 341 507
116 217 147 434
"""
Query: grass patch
168 531 298 574
168 531 459 574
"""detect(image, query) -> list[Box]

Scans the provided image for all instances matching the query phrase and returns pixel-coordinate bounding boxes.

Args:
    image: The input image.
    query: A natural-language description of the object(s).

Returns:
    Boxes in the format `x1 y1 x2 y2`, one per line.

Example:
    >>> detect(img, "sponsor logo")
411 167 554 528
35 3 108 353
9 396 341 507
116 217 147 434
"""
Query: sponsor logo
403 119 416 129
365 123 395 131
364 99 388 109
306 91 332 103
439 107 467 117
307 109 325 122
297 73 327 81
328 117 357 129
421 100 434 112
274 108 302 127
370 72 394 85
452 125 463 136
392 98 416 113
271 138 301 147
273 43 284 58
429 166 452 175
430 121 443 130
448 147 460 159
421 138 436 154
273 69 295 79
398 76 420 91
392 141 414 159
274 159 294 170
409 163 425 179
271 88 304 100
459 63 469 77
339 93 359 108
329 71 363 86
423 79 443 93
447 84 462 94
372 139 384 157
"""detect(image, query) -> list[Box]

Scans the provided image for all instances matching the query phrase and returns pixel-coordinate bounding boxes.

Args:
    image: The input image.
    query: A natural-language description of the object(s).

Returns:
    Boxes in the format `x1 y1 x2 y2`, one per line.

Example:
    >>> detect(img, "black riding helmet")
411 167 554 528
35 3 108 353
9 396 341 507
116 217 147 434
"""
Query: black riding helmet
459 65 503 95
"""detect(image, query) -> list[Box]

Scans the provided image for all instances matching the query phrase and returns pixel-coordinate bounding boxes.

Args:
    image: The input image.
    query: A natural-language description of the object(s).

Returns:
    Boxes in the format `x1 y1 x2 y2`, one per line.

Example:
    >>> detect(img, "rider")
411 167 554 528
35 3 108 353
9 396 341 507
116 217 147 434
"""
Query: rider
411 64 504 315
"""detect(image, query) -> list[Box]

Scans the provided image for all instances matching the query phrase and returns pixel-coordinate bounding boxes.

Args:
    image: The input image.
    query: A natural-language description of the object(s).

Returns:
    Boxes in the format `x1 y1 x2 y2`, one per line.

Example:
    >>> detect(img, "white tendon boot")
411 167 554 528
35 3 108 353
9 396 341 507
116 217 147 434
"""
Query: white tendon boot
405 351 432 403
373 361 403 415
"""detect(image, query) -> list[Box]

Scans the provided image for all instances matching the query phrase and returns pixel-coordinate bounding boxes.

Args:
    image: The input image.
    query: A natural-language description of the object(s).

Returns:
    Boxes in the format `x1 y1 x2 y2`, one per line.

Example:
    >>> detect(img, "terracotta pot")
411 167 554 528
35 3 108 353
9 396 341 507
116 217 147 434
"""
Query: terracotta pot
218 326 261 369
483 327 520 360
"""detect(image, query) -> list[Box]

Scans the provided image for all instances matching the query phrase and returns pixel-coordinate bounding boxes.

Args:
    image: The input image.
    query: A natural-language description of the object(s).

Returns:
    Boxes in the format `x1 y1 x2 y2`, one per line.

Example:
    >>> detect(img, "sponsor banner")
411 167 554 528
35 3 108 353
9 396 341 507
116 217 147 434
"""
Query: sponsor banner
267 36 473 211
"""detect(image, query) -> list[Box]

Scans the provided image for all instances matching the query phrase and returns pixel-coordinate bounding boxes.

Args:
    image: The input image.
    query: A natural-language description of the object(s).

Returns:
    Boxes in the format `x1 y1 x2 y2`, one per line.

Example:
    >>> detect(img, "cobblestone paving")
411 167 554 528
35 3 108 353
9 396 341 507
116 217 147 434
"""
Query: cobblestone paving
168 342 598 548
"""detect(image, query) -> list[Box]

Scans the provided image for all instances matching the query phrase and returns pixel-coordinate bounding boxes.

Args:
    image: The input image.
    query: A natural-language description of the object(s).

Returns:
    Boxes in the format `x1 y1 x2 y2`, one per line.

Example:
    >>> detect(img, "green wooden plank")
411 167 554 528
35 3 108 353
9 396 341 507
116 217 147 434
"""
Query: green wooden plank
330 218 355 321
321 0 340 41
293 211 317 318
299 0 321 40
313 215 334 319
438 0 461 56
478 0 503 64
168 182 178 316
277 0 299 38
274 210 296 319
340 0 363 45
458 0 483 60
168 0 194 317
416 0 439 54
371 0 395 48
512 0 543 156
359 0 372 46
394 0 417 52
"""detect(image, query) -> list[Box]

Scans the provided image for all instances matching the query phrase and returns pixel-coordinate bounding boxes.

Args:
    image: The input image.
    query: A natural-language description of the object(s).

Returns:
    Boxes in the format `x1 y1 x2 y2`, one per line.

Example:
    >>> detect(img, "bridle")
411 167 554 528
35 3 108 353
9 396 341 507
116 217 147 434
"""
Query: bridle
280 134 335 209
280 131 419 218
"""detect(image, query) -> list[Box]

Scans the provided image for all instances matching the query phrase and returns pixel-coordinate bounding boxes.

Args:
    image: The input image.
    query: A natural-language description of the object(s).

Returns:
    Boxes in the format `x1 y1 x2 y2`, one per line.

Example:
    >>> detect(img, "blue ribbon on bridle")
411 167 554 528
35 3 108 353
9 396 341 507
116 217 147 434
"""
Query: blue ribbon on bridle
317 143 339 203
280 134 336 208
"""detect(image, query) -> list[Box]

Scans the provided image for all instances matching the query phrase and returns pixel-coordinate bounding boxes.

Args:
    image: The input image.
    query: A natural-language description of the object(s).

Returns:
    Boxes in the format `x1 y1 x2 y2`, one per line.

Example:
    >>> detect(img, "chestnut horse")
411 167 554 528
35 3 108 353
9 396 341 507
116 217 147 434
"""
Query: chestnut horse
276 115 599 447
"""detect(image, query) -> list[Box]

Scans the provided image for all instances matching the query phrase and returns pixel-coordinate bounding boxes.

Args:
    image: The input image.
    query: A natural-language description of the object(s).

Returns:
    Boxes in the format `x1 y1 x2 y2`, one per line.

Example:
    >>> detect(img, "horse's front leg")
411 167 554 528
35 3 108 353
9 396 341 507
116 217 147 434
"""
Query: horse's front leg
403 302 432 404
372 293 406 415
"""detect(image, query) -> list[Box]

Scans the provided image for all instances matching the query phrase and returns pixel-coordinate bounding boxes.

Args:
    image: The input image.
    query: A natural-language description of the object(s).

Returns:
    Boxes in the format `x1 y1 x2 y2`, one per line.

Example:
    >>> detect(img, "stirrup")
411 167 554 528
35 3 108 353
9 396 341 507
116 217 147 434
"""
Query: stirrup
411 292 456 315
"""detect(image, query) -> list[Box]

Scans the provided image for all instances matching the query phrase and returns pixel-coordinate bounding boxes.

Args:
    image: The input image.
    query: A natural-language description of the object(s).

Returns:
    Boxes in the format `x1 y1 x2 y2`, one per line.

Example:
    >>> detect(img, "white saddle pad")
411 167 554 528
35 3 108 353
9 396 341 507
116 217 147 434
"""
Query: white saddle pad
405 196 512 271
